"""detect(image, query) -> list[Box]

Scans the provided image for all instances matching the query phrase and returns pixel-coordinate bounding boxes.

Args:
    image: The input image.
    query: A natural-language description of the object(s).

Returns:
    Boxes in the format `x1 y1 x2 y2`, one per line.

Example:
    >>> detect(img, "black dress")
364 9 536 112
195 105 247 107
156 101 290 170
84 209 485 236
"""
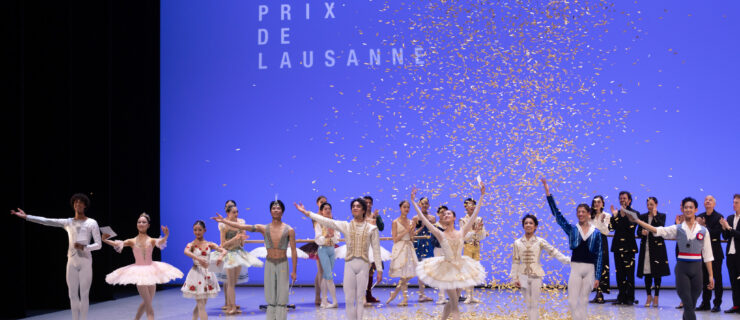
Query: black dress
636 212 670 278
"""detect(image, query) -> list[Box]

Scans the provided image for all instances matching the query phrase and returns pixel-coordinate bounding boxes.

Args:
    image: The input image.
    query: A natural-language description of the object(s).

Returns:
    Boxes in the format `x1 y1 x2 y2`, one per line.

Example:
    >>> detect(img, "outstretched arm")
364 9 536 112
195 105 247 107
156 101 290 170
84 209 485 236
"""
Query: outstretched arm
13 209 68 228
619 205 657 233
211 214 262 232
461 183 486 237
294 202 348 234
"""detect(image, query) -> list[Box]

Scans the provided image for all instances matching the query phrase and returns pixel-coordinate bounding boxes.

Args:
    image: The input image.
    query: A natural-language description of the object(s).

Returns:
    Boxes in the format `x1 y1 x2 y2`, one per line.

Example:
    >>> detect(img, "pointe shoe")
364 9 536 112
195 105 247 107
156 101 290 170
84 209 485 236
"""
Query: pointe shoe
325 302 338 309
471 296 481 303
653 296 659 307
419 295 433 302
436 298 448 305
645 295 652 308
386 288 400 304
464 296 473 304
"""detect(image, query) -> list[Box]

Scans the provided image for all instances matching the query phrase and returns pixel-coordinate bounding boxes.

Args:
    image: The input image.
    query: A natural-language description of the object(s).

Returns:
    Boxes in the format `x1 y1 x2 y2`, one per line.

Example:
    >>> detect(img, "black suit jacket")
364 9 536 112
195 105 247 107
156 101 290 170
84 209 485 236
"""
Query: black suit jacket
723 214 740 255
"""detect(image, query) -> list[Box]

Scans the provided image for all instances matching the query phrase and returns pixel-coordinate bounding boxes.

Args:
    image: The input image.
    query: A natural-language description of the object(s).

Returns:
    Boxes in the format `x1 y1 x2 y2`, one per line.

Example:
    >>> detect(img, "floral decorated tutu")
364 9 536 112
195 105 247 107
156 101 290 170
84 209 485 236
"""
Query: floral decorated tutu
181 246 220 299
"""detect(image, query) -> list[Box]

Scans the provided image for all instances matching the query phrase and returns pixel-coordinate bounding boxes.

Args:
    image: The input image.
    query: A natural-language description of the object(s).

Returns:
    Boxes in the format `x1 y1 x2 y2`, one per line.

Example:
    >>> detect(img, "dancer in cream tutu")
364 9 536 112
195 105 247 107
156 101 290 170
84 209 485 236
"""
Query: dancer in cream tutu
103 213 183 320
386 200 419 306
411 183 486 320
182 220 228 319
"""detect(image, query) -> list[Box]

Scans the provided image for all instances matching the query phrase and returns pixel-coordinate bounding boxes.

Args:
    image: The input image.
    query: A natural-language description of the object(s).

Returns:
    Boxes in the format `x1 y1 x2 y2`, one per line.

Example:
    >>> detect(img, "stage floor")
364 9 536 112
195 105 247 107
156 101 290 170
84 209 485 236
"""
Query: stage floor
24 286 736 319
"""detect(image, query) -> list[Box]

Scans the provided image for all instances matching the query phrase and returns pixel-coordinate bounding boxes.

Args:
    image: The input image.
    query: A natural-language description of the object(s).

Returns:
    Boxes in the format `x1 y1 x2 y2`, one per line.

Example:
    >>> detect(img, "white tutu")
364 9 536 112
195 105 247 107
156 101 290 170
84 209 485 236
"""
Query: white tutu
249 246 309 259
209 248 262 284
415 256 485 290
181 247 221 299
335 245 392 261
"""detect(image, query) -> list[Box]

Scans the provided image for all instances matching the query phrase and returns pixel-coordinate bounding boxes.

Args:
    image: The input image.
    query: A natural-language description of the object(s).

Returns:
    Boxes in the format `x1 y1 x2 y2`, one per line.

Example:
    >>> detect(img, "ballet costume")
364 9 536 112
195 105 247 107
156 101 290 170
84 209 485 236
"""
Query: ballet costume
460 214 488 303
315 222 341 308
105 240 183 286
25 215 101 320
386 219 419 305
181 244 221 299
308 212 382 320
653 221 713 320
511 235 570 320
547 195 603 320
213 221 263 283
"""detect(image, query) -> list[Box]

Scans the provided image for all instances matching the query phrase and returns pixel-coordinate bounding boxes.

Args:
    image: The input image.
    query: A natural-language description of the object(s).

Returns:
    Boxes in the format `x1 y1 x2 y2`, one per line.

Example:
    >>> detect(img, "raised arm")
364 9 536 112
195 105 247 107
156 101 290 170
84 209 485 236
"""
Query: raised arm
542 179 573 234
154 226 170 249
294 202 348 234
410 188 444 240
461 183 486 237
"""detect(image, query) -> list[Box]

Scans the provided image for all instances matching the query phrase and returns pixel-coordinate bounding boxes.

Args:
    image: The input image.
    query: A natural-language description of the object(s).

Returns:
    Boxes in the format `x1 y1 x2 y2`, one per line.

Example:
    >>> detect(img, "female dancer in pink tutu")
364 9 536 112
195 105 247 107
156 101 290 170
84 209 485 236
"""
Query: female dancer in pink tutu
102 213 183 320
411 183 487 320
182 220 227 320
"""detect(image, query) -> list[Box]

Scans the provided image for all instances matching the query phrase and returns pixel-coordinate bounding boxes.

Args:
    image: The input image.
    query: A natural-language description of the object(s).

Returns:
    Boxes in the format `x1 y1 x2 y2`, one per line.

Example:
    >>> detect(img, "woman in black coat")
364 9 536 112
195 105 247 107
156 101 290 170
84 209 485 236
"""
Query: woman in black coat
637 197 671 307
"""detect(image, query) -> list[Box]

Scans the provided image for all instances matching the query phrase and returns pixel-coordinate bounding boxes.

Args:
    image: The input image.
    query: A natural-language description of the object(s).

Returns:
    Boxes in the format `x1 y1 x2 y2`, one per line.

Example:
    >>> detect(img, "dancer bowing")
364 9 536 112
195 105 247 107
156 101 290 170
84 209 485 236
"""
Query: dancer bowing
511 214 570 320
103 213 183 320
623 197 714 320
295 198 382 320
182 220 227 320
541 178 602 320
10 194 101 320
212 200 298 320
411 183 486 320
386 200 419 306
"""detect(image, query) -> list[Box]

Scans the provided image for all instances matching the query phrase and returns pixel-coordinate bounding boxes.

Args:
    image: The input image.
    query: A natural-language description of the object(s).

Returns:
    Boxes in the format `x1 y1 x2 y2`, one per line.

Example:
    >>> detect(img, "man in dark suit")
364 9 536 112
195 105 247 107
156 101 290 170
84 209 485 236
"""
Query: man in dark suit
697 195 724 312
611 191 638 305
721 194 740 313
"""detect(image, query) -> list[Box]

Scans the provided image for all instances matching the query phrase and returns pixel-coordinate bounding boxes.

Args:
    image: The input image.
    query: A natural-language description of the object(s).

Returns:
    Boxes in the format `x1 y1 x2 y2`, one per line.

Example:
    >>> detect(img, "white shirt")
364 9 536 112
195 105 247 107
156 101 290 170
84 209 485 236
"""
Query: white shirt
590 211 612 235
654 222 714 262
729 213 740 254
26 215 102 258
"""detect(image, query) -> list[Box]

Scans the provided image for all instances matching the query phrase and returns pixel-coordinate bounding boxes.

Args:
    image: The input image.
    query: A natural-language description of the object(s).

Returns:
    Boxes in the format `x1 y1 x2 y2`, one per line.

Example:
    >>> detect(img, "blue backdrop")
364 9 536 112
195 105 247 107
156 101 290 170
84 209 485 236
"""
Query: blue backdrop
161 0 740 287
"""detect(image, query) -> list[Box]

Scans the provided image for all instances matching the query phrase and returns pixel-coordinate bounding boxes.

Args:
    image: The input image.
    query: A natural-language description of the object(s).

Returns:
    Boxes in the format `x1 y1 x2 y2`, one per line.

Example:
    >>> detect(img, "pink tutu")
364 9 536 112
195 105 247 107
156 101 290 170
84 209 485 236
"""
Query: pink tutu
106 262 183 286
106 241 183 286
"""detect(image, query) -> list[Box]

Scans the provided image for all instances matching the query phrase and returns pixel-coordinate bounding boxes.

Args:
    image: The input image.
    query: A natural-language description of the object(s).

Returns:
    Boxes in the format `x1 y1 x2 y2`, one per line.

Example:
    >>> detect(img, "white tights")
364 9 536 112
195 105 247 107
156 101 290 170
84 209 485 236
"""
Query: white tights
519 275 543 320
568 262 595 320
343 258 369 320
66 257 92 320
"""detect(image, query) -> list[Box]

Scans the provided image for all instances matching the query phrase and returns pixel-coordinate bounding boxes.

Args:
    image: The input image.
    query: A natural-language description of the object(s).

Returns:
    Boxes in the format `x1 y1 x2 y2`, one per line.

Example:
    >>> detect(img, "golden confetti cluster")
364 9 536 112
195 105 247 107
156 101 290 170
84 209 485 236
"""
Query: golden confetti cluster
315 1 644 316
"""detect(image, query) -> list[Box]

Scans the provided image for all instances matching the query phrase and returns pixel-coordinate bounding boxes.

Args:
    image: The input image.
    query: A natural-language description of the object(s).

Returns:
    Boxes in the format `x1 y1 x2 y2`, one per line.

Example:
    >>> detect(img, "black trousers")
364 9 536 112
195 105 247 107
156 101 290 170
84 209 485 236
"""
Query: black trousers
727 253 740 308
615 252 636 303
701 257 723 307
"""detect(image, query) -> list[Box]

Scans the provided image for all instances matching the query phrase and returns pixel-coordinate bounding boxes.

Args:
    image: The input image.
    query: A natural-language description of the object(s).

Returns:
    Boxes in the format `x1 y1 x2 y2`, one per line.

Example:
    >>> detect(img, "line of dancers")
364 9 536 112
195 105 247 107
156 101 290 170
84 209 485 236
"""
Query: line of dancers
10 181 740 320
